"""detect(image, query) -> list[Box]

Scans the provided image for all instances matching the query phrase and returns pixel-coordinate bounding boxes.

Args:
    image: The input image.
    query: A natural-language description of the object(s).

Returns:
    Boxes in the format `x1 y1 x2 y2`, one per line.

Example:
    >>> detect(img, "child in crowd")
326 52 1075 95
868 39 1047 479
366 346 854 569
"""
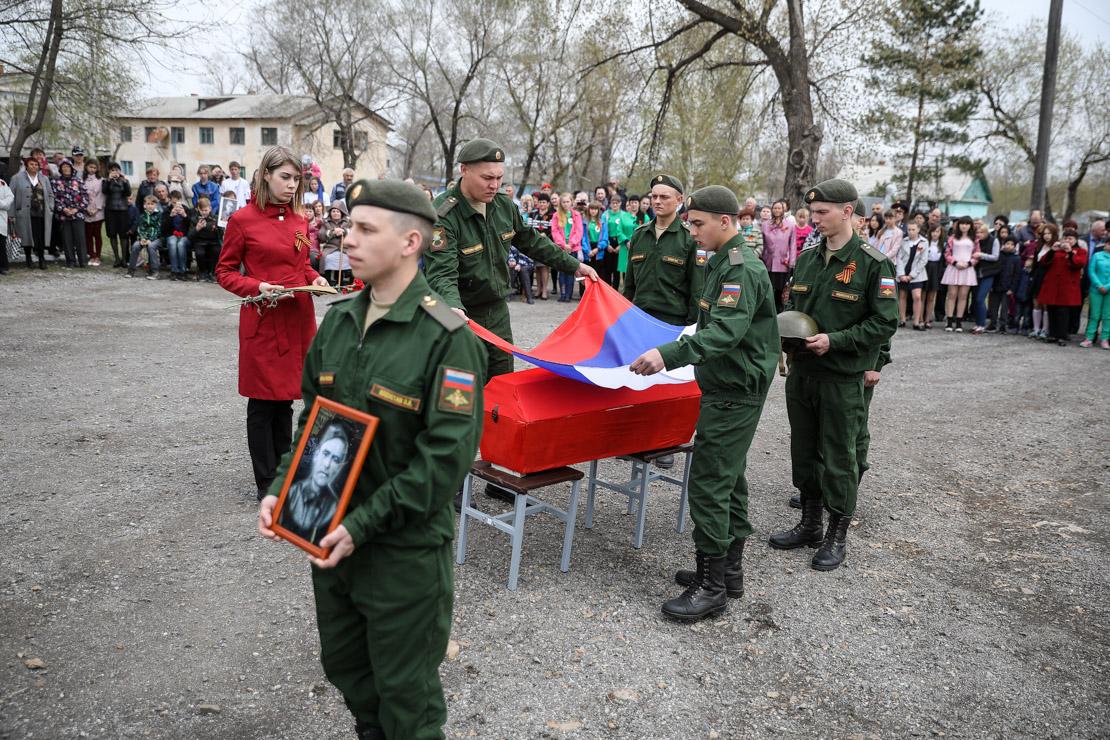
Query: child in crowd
897 222 928 329
794 208 813 258
508 247 535 304
989 237 1022 333
318 200 351 287
1080 240 1110 348
1013 257 1035 335
188 197 221 283
191 165 220 211
874 210 903 264
923 223 945 329
942 216 978 332
162 191 194 281
582 200 609 286
128 195 162 279
738 209 763 256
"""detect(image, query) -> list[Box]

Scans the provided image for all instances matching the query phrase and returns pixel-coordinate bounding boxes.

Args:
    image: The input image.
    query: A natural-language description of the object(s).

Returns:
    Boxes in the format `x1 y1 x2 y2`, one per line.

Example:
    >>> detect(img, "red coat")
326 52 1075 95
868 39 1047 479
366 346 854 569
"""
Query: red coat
1036 246 1087 306
216 201 322 400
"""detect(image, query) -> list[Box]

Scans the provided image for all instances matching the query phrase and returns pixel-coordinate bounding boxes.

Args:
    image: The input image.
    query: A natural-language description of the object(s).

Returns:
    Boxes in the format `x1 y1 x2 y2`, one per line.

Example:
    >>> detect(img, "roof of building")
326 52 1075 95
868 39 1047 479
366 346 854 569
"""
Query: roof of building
119 95 391 129
837 164 991 204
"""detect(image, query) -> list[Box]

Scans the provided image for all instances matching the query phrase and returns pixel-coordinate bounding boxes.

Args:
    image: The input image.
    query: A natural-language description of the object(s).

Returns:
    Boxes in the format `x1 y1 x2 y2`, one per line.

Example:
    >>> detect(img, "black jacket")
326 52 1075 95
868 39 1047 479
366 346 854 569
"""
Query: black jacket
186 211 220 248
103 176 131 211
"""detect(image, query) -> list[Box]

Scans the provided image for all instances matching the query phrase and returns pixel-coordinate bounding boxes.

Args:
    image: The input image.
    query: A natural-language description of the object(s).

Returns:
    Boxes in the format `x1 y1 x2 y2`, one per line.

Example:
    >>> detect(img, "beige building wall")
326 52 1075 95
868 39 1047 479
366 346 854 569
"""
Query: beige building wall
111 116 388 187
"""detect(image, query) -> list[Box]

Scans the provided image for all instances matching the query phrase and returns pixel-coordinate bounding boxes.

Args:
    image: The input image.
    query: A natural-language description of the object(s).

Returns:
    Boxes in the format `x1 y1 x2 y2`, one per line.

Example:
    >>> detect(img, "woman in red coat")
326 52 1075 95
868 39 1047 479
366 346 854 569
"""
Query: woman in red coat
216 146 330 498
1037 227 1088 345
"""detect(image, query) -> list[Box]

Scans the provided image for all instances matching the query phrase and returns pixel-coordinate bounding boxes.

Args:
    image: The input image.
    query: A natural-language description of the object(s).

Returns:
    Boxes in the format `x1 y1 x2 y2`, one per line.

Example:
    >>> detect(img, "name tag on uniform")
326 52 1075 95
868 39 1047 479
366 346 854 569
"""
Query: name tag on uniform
662 255 685 266
830 290 859 302
318 372 335 386
698 298 711 311
630 253 646 262
370 383 422 412
791 283 809 293
501 230 516 240
461 244 483 256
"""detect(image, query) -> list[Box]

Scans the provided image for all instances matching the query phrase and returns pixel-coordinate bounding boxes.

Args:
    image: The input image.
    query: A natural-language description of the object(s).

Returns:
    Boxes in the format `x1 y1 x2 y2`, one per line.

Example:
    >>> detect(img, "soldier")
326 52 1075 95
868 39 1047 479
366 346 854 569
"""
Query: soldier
769 179 897 571
258 179 487 740
631 186 779 620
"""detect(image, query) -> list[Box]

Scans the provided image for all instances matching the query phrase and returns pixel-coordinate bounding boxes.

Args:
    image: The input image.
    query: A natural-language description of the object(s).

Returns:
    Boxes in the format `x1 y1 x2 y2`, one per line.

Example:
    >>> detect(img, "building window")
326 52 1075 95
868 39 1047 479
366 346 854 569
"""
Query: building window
333 129 369 149
199 127 213 144
229 127 245 145
120 126 132 142
261 127 277 146
144 127 157 142
144 161 153 173
120 161 133 176
171 126 185 143
333 129 343 149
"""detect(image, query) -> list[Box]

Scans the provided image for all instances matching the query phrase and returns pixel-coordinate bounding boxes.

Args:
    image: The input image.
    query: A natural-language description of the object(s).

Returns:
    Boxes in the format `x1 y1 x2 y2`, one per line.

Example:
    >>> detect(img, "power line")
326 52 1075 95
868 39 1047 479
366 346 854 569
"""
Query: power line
1071 0 1110 30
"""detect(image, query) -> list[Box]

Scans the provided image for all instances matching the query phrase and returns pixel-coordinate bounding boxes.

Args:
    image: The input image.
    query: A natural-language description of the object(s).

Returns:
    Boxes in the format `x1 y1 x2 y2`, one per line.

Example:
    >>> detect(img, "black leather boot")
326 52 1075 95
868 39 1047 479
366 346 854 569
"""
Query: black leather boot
355 722 385 740
811 512 851 571
788 493 801 509
24 247 33 268
675 537 745 598
661 551 728 620
769 497 824 549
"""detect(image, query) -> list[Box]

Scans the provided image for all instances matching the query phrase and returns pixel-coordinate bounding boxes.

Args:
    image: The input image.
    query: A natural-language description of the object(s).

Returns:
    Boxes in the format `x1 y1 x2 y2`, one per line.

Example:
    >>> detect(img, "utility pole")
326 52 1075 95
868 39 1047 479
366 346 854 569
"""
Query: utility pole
1030 0 1063 219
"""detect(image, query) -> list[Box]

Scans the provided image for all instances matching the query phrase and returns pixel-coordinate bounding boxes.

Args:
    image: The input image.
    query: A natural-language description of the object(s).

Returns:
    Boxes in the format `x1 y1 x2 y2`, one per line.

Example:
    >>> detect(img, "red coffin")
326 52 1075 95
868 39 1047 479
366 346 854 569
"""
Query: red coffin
480 368 701 475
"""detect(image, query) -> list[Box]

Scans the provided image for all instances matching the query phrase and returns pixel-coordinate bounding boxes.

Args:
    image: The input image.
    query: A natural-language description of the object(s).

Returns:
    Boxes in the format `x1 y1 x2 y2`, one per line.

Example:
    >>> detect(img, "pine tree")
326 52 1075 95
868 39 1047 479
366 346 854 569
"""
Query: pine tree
862 0 983 205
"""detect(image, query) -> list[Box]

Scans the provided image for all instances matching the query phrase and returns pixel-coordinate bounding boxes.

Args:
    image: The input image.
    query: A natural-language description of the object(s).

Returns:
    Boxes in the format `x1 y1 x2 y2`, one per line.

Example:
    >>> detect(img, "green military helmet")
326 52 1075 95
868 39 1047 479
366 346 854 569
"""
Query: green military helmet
778 310 817 339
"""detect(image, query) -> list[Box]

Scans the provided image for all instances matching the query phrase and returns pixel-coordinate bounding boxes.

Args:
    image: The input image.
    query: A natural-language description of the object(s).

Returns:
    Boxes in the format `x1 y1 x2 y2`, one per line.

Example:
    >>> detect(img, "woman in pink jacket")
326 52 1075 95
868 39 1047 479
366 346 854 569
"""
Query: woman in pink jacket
760 199 796 312
551 192 584 303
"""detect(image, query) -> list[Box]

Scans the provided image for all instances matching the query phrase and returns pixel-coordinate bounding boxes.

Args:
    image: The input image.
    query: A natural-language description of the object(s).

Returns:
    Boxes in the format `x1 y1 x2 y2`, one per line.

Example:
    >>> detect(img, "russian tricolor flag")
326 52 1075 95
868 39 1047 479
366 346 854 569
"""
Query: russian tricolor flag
444 368 475 390
468 280 695 390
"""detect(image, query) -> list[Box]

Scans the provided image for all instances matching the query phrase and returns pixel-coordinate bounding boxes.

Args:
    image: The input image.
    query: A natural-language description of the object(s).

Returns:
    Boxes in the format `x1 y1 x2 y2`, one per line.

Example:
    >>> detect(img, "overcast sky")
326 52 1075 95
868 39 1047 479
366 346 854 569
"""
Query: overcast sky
141 0 1110 100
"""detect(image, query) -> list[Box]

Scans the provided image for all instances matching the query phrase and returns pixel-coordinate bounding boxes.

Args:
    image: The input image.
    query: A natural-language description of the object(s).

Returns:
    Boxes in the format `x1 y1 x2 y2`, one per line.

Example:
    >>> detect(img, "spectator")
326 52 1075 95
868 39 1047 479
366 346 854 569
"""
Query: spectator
761 200 795 312
1014 209 1042 247
603 194 635 290
188 196 221 283
927 207 944 234
128 195 162 279
891 201 908 234
51 158 89 268
519 193 533 221
969 223 1001 334
303 175 330 207
592 186 608 209
871 202 884 216
607 176 627 205
738 208 763 257
0 176 12 275
530 193 554 300
759 204 772 225
990 214 1009 239
83 160 105 266
137 166 166 206
922 222 945 329
627 194 646 227
222 161 252 207
1080 237 1110 348
897 222 928 330
1013 256 1035 335
191 165 220 210
794 207 813 257
866 213 883 246
210 165 226 191
331 168 355 203
744 197 758 212
162 191 194 281
582 200 609 285
1038 228 1087 345
990 236 1022 333
912 211 927 232
874 210 903 263
47 152 64 178
942 216 977 332
307 200 325 270
167 164 190 202
551 192 584 302
102 162 131 268
504 184 520 207
69 146 86 180
318 201 351 287
640 194 653 221
508 246 534 303
1027 223 1057 339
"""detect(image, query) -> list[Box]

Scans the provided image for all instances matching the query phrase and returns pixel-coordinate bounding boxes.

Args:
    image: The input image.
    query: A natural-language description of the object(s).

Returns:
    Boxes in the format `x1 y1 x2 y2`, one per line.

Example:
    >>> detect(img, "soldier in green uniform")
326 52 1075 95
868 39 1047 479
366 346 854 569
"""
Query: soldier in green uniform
631 185 779 620
623 173 703 327
258 179 487 740
424 138 598 379
769 180 897 571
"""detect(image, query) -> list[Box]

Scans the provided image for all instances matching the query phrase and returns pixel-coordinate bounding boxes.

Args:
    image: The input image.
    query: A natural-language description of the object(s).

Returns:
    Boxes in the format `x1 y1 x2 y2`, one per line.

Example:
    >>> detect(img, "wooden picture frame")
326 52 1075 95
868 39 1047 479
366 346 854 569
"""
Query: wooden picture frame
270 397 379 559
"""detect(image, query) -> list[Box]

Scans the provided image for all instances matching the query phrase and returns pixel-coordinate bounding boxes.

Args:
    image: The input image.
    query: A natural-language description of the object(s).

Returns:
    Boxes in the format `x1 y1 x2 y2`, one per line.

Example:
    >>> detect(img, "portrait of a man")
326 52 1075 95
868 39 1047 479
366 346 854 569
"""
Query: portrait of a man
278 418 354 545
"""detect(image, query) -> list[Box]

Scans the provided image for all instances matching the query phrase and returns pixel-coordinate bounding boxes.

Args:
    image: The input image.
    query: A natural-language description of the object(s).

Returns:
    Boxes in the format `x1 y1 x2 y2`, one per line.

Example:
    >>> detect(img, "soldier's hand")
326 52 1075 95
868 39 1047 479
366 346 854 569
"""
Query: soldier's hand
258 495 282 541
630 348 665 376
309 525 354 568
804 333 830 355
863 370 881 388
451 307 468 320
575 263 599 282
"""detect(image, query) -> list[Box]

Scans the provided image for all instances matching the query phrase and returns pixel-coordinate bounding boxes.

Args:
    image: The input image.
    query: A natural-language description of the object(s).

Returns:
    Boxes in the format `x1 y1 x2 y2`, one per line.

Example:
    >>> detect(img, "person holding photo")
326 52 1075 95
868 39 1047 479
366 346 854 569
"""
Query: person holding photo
217 146 329 500
259 178 486 740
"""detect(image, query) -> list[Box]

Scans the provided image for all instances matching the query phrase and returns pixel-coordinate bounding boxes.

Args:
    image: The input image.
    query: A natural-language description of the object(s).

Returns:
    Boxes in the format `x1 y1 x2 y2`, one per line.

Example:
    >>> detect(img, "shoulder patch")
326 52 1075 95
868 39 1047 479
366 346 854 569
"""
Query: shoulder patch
438 367 476 416
728 247 745 266
436 197 459 218
860 243 888 262
420 294 466 332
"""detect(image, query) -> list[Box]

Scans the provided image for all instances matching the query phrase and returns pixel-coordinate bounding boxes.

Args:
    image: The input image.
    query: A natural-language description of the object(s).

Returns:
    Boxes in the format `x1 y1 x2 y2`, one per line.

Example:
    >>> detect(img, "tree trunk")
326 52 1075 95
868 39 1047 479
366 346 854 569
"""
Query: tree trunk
519 148 537 198
7 0 64 175
777 0 822 208
906 46 929 206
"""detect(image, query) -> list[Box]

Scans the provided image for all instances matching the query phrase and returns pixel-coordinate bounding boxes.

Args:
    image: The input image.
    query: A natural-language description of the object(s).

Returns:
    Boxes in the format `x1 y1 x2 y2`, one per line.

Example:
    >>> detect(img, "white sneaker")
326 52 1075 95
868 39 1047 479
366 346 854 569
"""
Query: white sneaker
1079 339 1093 348
1102 340 1110 350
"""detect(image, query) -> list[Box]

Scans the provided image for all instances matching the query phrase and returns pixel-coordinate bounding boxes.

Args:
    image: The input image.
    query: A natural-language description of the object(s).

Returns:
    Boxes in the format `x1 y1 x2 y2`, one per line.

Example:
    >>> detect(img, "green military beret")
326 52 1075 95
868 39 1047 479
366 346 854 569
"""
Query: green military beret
854 199 866 217
345 178 437 225
686 185 740 215
650 173 684 194
457 138 505 164
804 179 858 205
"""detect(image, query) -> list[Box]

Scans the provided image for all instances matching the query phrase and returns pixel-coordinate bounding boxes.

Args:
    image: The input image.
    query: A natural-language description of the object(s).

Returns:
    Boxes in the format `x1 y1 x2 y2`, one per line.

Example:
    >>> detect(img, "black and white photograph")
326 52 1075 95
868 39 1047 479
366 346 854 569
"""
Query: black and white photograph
216 194 242 228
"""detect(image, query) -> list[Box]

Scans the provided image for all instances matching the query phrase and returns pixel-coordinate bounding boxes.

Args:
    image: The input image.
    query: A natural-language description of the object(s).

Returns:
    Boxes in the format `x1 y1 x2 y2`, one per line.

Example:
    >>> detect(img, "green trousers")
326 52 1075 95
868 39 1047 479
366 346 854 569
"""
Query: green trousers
312 542 453 740
465 299 514 378
688 398 764 556
785 374 866 516
855 385 875 481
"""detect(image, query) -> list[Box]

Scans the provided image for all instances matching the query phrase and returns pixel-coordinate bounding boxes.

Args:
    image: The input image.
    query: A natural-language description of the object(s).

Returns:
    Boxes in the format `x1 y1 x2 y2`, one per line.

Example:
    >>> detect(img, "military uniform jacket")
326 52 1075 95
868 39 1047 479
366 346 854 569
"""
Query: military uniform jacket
657 235 779 405
622 216 703 325
426 185 580 309
784 233 898 380
270 272 488 550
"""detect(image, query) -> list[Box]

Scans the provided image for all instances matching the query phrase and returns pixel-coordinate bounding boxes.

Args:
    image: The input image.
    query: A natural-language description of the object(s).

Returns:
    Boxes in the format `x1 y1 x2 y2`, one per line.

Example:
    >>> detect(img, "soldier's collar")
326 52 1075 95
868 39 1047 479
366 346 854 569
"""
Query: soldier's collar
332 272 428 325
651 214 683 233
824 233 863 263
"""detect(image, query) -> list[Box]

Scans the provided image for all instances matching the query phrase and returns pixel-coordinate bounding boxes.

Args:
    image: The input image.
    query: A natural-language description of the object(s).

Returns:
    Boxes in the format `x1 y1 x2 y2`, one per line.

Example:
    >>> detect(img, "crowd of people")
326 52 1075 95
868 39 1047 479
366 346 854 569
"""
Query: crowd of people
3 146 1107 348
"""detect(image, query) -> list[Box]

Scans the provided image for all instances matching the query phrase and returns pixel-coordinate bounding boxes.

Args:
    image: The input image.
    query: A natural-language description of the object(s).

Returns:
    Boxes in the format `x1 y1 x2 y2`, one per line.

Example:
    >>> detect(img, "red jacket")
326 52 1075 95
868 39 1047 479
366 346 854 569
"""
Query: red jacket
216 201 322 400
1036 246 1087 306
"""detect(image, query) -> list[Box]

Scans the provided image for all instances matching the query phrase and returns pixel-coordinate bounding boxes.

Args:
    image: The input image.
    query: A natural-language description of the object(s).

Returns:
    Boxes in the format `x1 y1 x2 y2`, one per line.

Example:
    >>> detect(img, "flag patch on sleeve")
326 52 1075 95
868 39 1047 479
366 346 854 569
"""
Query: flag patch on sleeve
696 250 708 266
717 283 741 307
438 368 476 415
878 276 897 299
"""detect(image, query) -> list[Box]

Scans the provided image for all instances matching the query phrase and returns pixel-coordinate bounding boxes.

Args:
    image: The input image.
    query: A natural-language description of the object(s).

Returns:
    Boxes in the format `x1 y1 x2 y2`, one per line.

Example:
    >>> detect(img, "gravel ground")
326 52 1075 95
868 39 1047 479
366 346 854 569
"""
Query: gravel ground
0 268 1107 740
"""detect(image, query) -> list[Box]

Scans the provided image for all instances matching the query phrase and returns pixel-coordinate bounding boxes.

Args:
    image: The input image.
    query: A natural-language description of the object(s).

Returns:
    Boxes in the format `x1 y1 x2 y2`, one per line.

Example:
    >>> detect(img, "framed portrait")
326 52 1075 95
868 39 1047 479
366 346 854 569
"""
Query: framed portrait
270 397 379 559
217 196 243 228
